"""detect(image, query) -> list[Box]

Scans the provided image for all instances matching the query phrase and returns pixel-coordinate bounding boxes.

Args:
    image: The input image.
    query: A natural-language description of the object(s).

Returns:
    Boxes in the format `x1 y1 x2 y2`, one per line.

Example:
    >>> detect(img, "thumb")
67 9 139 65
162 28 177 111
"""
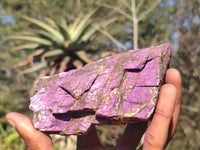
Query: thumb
6 112 55 150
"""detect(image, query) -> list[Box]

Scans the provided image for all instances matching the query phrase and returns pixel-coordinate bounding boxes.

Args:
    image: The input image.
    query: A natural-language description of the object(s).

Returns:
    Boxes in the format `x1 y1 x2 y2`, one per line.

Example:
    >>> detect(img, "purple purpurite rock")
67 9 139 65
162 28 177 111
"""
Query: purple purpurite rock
30 43 172 135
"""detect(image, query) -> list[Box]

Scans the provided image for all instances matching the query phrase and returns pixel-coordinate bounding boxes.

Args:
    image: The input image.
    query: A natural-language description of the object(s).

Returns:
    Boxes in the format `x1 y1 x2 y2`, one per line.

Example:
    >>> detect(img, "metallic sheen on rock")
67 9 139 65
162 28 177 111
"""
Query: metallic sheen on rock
30 43 172 135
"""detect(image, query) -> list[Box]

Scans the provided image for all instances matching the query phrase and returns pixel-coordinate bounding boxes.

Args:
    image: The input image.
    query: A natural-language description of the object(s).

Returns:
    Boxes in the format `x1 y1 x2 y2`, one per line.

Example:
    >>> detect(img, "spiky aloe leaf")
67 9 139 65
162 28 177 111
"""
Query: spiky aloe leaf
81 17 118 43
69 14 83 35
17 30 56 43
58 18 71 41
8 35 52 46
11 43 39 51
44 17 58 29
15 60 31 67
15 49 44 67
19 31 40 36
41 49 64 62
58 56 70 73
71 9 98 42
32 30 62 45
99 17 119 28
21 62 47 74
23 16 65 44
75 51 93 63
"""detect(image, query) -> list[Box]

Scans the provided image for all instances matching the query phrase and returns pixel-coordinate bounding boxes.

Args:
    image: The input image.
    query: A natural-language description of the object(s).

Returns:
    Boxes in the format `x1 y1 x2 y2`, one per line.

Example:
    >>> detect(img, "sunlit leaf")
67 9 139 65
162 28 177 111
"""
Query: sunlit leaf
75 50 93 63
58 56 70 73
73 59 83 69
23 16 65 44
8 35 52 45
58 18 71 40
44 17 58 29
15 49 45 67
16 60 31 67
81 17 118 43
28 49 45 58
69 14 83 35
42 49 63 58
19 31 40 36
21 62 47 74
98 17 119 28
15 31 57 43
41 49 64 62
11 43 39 51
32 30 62 44
71 9 98 41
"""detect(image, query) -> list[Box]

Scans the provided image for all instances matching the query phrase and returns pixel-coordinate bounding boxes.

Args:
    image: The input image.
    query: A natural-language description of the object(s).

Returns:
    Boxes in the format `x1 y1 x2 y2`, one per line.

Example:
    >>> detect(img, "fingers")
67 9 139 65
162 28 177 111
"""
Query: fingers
143 84 177 150
114 69 182 150
6 112 55 150
165 69 182 139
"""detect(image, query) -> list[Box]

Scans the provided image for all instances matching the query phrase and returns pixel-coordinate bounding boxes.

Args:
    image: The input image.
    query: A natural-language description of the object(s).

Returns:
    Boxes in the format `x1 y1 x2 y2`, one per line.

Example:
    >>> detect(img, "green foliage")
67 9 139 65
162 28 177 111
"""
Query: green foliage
4 131 20 144
0 126 25 150
8 10 117 75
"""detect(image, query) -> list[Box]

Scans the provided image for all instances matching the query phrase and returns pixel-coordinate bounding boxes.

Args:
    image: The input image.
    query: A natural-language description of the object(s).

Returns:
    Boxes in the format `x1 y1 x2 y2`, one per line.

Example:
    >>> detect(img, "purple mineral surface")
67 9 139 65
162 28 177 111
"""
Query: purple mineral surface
29 43 172 135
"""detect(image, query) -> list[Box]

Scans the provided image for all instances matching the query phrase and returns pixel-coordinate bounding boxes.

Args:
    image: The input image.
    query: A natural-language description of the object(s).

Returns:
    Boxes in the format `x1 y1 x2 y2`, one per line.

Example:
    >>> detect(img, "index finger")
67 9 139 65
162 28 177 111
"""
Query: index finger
165 68 182 139
142 68 178 150
143 84 177 150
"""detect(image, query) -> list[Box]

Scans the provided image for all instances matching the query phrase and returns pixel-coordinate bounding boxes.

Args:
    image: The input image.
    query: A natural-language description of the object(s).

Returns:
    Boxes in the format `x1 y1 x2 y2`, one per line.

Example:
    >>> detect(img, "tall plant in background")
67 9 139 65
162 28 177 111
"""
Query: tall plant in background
98 0 162 49
8 9 117 78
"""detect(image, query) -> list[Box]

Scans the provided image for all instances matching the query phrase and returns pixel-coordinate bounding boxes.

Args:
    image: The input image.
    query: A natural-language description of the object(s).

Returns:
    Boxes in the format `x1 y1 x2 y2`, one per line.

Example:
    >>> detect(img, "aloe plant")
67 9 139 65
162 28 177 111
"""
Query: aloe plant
9 9 117 76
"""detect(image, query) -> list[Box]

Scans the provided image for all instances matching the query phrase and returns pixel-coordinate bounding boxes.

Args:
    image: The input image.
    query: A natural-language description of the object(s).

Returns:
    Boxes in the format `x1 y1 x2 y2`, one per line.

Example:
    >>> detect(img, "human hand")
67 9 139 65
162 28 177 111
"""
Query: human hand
76 68 182 150
6 68 182 150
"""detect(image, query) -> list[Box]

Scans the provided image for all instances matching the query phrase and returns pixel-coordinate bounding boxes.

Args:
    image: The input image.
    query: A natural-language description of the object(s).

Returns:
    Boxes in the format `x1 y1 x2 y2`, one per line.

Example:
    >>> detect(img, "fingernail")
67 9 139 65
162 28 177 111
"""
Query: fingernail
7 119 16 128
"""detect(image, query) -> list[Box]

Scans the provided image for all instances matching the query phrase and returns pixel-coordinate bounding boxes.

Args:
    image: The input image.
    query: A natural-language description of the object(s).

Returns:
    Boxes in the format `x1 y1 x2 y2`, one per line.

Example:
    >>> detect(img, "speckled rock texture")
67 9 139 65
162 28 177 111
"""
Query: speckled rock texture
30 43 172 135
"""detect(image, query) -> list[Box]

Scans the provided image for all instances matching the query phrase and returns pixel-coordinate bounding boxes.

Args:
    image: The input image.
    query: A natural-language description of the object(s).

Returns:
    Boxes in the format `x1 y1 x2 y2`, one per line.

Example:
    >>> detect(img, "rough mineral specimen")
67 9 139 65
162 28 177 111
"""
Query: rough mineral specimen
29 43 172 135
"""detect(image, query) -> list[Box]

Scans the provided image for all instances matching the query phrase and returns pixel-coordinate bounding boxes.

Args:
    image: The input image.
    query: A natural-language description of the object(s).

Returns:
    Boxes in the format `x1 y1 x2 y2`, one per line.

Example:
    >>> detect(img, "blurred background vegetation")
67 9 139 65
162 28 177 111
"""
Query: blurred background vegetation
0 0 199 149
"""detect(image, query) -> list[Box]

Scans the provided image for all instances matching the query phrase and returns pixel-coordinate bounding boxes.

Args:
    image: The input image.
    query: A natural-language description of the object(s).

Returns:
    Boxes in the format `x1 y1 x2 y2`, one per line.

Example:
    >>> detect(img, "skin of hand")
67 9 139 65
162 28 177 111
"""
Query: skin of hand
6 68 182 150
